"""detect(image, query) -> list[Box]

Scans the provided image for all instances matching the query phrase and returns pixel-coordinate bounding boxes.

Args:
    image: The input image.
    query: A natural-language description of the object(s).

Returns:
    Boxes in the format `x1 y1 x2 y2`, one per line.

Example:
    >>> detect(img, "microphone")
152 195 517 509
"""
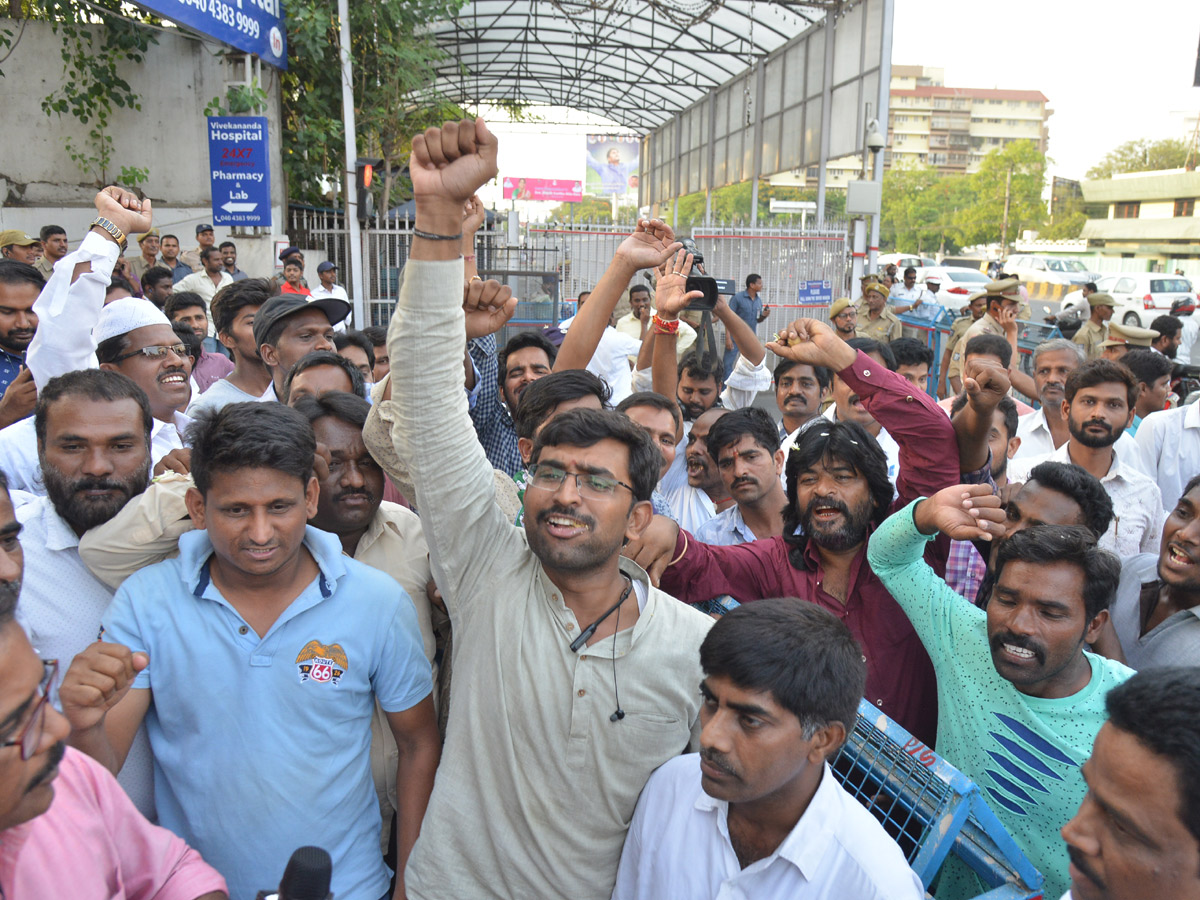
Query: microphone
256 846 333 900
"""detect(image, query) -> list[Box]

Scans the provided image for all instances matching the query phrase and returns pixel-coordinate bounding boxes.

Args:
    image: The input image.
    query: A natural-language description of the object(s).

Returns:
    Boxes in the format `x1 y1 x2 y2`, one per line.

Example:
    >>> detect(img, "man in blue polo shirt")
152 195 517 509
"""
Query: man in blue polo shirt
59 401 439 900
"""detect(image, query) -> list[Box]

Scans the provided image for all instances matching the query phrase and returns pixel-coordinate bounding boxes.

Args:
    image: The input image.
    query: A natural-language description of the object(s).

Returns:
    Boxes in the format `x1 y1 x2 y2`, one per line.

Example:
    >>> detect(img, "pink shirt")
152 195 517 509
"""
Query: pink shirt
0 747 227 900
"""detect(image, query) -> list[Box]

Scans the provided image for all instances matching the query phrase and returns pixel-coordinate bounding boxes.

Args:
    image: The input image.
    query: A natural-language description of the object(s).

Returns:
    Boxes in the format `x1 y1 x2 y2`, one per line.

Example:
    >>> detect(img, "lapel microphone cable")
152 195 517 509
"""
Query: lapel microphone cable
568 574 631 723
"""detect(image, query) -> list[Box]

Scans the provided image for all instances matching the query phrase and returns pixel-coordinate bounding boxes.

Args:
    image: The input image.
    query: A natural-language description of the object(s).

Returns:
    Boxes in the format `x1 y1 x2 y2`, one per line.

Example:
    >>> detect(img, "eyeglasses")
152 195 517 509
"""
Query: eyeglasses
1 659 58 760
111 343 189 363
527 464 633 499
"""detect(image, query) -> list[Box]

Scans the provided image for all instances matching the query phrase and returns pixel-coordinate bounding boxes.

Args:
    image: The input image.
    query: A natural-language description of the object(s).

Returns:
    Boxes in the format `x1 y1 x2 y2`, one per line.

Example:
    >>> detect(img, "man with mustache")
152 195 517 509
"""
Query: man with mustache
628 317 1004 746
672 406 733 532
0 262 41 428
14 369 156 815
828 297 858 341
469 330 558 476
1009 360 1163 558
1015 339 1084 457
613 600 922 899
868 484 1132 900
1060 667 1200 900
773 356 828 440
695 408 786 546
0 469 228 898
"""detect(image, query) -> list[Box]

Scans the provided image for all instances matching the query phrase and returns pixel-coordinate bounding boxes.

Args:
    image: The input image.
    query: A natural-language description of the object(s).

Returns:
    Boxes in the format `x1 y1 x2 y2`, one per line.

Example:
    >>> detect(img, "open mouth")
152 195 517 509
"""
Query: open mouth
544 514 588 538
159 372 188 387
244 546 278 561
1166 544 1194 568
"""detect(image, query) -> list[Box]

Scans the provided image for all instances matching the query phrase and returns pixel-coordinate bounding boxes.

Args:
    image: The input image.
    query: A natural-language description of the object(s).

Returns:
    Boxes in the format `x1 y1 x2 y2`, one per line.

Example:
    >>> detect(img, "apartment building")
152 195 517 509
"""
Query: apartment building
1080 168 1200 266
786 66 1051 187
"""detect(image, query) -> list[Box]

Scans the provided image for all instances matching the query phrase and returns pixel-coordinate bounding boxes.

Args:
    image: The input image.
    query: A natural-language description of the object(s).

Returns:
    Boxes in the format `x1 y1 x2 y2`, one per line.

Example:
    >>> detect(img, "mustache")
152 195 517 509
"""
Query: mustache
1082 419 1112 433
71 478 136 495
803 495 850 518
731 476 756 490
700 747 739 779
1067 845 1105 890
334 488 375 503
0 578 20 608
26 742 65 794
990 631 1045 664
535 505 596 529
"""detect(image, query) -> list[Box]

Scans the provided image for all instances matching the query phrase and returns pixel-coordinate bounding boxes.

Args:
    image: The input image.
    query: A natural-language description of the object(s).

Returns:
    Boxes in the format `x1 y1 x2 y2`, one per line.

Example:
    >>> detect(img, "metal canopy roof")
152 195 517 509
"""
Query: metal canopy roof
423 1 836 131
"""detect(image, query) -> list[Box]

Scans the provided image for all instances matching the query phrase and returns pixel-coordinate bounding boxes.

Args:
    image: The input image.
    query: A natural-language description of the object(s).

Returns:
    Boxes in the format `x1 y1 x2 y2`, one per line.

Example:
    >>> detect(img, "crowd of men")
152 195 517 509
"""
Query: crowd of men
0 119 1196 900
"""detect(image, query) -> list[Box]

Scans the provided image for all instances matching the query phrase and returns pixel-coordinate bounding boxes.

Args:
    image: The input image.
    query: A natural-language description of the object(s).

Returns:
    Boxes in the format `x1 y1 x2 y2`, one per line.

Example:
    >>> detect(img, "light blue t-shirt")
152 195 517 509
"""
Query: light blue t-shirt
102 525 433 900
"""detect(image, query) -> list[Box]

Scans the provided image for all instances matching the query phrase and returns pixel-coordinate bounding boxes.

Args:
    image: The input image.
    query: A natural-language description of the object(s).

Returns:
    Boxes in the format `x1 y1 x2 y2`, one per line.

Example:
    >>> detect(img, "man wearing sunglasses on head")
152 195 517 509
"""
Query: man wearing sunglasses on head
0 467 228 898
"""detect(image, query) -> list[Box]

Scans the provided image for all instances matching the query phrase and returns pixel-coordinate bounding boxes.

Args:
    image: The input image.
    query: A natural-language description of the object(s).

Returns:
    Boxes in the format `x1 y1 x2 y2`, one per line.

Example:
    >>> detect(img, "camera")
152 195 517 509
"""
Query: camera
677 237 735 312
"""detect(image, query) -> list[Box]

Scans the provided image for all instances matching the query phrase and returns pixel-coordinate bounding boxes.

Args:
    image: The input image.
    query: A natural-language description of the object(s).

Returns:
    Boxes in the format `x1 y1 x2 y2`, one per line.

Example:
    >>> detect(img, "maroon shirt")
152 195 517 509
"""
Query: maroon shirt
660 350 960 747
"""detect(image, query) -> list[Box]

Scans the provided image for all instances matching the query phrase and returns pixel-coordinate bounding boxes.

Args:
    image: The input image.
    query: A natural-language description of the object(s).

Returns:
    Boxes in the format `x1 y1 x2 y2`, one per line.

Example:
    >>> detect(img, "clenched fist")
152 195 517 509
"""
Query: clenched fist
59 641 148 733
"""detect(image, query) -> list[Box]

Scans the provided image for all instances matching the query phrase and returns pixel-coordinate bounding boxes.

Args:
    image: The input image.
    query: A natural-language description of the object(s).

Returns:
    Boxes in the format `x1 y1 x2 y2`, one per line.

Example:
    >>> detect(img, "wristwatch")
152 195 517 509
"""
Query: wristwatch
90 216 128 252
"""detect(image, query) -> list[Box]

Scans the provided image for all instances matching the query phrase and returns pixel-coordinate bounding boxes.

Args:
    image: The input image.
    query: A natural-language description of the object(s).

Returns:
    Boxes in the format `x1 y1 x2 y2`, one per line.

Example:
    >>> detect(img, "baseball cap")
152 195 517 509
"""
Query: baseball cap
278 246 302 262
253 294 351 349
195 224 214 235
1087 292 1117 308
0 230 38 249
316 261 337 274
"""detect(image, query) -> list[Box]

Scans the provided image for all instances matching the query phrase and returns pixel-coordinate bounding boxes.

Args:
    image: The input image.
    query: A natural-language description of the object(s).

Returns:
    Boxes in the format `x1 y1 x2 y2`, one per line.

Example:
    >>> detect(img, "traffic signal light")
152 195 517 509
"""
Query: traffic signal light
355 157 382 223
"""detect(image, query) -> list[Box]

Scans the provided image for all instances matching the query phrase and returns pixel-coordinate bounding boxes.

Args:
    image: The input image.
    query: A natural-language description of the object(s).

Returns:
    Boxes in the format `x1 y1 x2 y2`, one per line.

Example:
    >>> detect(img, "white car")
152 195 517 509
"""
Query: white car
878 253 937 271
1062 274 1198 327
1001 255 1097 286
916 266 992 307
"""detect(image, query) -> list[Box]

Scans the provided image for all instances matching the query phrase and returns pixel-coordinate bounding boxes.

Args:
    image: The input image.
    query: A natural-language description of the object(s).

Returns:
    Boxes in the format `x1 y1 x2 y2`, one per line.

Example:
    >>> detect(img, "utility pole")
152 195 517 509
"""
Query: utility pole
338 0 366 326
1000 164 1012 257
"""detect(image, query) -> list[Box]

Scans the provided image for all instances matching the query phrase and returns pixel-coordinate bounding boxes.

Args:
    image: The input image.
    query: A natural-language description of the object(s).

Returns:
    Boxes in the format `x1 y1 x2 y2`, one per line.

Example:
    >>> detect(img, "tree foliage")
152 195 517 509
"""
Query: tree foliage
283 0 467 208
1085 138 1193 180
878 141 1048 252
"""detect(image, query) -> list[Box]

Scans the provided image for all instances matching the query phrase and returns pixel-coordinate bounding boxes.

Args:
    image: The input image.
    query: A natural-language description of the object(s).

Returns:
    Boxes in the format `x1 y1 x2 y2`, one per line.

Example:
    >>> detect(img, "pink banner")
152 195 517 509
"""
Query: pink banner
502 177 584 202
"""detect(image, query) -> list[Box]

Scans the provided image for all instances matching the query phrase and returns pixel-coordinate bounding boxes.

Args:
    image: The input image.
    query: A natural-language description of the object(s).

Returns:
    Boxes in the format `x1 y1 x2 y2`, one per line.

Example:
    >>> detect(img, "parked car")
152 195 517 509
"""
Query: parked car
1060 274 1198 327
878 253 937 270
939 257 991 273
1000 255 1098 286
915 266 992 305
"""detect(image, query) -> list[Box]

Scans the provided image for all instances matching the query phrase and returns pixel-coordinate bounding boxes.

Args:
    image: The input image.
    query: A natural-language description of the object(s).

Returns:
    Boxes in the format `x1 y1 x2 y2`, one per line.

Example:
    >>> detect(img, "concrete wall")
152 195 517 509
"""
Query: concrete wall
0 20 289 280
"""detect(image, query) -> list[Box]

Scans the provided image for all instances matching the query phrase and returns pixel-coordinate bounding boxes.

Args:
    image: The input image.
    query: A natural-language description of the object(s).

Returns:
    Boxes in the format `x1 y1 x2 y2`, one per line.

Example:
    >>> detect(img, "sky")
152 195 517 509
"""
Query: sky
476 0 1200 212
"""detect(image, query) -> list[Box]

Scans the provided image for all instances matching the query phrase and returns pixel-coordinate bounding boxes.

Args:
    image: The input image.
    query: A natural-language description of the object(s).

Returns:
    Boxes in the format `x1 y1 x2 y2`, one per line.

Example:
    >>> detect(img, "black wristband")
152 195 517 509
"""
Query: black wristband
413 228 463 241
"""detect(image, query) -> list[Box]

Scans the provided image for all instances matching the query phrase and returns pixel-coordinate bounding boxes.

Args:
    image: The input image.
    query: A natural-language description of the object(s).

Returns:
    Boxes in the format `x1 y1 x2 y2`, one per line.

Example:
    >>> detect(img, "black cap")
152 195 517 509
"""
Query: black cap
195 223 213 234
253 294 351 349
278 245 302 262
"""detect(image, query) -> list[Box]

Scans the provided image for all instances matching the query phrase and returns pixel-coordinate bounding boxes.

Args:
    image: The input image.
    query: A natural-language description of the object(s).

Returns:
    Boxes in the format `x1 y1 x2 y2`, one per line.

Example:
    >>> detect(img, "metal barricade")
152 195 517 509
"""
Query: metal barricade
832 698 1044 898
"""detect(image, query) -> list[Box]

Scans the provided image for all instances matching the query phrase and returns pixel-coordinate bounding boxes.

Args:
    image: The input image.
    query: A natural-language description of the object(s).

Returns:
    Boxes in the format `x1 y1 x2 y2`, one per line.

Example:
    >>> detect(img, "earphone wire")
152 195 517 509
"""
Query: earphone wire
611 595 623 721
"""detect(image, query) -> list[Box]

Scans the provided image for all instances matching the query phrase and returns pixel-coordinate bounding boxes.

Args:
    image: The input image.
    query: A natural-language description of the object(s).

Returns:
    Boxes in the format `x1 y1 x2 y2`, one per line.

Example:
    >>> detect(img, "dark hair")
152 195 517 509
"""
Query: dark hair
187 401 315 497
1024 461 1114 538
282 350 365 402
903 266 916 277
172 321 202 363
846 337 896 371
35 369 152 449
290 390 370 431
700 598 865 742
993 524 1119 622
200 246 223 263
774 358 831 391
1150 315 1183 341
629 283 650 299
161 233 179 244
782 421 892 569
964 333 1013 368
706 407 780 463
218 241 236 252
531 407 659 502
950 393 1019 443
38 225 66 243
1083 282 1097 293
164 291 206 319
1064 358 1137 410
888 337 934 369
513 369 610 441
497 331 557 390
1121 347 1173 388
0 260 45 292
616 390 682 436
746 273 761 289
141 265 174 290
333 329 376 372
105 275 134 298
677 348 723 385
283 259 303 272
1106 668 1200 845
95 332 131 365
1184 473 1200 500
363 325 387 347
211 278 273 336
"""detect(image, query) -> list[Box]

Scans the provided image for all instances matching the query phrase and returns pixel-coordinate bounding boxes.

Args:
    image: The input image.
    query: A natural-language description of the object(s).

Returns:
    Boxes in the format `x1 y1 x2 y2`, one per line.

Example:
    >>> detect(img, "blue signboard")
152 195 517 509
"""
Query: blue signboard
207 116 271 227
797 280 834 305
135 0 287 70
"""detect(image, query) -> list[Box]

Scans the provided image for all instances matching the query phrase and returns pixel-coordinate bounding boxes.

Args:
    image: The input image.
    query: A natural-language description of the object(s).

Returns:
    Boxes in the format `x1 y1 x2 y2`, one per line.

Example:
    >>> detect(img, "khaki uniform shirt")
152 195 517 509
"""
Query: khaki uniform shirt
128 255 160 281
944 314 978 381
77 475 438 856
35 256 56 279
856 307 902 343
368 257 713 900
1073 319 1108 360
179 246 204 273
951 312 1007 371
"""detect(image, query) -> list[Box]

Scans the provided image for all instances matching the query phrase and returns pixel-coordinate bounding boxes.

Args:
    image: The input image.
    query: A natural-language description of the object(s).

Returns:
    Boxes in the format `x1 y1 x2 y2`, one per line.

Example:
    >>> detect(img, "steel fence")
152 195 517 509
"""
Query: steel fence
287 207 849 343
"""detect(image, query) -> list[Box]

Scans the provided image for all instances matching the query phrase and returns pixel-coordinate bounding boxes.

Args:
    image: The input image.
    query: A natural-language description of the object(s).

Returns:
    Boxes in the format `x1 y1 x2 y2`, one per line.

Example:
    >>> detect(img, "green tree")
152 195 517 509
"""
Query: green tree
283 0 465 208
955 140 1047 249
1085 138 1192 180
879 163 940 252
547 195 624 223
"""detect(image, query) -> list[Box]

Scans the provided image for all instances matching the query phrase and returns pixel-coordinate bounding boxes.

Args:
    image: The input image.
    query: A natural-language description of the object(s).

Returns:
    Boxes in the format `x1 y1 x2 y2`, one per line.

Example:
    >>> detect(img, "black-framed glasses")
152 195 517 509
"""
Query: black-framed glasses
527 464 633 499
1 659 57 760
111 343 189 363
